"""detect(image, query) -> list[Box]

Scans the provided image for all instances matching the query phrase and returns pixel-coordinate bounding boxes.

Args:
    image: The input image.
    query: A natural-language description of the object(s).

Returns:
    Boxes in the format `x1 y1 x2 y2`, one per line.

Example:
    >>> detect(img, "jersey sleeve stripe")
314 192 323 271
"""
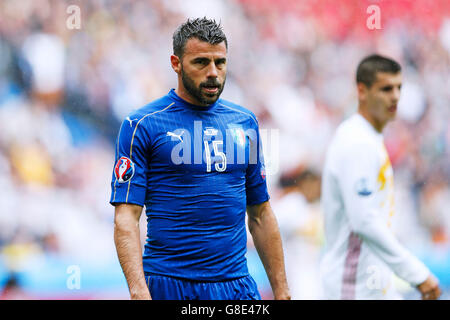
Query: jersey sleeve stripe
112 120 124 203
113 180 117 202
341 232 363 299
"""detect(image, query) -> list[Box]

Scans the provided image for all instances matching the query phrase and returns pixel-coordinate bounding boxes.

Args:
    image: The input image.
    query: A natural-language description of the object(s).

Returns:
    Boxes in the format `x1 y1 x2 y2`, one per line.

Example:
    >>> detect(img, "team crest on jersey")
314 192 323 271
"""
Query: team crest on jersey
228 125 246 147
114 156 135 183
355 177 373 196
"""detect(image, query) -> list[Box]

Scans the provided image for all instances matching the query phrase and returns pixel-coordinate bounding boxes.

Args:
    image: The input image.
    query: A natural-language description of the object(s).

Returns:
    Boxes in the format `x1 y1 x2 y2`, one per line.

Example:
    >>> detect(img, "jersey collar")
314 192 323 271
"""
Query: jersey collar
168 88 219 111
355 113 383 138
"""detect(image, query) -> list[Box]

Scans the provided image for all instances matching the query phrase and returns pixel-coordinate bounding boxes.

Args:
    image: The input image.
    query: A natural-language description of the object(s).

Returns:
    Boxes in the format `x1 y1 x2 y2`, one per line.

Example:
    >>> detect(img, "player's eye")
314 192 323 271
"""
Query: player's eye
215 59 226 66
193 58 209 65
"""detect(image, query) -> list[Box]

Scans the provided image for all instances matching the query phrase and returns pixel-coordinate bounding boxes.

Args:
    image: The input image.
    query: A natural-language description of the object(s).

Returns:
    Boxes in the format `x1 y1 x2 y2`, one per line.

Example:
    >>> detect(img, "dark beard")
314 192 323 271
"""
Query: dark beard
181 66 225 106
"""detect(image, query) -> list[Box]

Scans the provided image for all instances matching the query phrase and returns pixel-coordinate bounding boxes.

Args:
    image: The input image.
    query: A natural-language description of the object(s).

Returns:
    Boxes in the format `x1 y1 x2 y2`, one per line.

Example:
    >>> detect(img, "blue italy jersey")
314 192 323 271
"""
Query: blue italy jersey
110 89 269 281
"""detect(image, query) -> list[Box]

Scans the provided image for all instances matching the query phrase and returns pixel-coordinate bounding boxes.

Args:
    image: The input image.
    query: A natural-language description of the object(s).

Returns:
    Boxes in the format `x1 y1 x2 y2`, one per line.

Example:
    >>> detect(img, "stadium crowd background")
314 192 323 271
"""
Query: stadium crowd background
0 0 449 299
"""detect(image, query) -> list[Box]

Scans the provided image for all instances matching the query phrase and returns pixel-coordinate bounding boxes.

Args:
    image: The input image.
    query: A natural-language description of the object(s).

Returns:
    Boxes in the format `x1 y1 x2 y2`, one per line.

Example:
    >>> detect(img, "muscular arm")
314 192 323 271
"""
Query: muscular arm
247 201 290 300
114 203 151 300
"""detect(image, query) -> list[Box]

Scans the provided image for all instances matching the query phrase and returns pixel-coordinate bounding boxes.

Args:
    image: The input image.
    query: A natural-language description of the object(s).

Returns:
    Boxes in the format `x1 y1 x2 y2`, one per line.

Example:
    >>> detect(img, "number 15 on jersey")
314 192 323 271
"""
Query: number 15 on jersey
204 140 227 172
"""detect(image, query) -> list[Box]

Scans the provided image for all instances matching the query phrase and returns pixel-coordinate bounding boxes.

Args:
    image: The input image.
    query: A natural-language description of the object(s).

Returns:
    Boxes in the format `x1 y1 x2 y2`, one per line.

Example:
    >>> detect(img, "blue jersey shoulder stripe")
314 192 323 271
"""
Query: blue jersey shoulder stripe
129 102 175 158
125 102 175 202
111 102 175 203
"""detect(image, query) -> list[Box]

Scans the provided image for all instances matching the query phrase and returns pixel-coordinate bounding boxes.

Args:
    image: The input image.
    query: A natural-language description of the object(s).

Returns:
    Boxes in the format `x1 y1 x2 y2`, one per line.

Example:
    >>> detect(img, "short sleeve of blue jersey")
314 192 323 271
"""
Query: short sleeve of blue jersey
110 115 150 207
245 117 270 206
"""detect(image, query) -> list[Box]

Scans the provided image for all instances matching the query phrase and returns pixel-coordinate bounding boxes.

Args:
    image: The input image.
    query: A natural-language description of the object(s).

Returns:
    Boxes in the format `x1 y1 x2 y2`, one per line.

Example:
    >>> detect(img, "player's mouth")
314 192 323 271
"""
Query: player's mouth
201 80 221 95
388 105 397 113
202 85 219 94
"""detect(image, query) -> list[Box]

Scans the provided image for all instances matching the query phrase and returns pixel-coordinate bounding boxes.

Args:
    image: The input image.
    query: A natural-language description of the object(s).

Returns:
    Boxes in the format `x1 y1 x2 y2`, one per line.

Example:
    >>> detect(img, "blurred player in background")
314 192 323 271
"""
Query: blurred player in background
320 54 442 300
274 168 323 299
110 17 290 300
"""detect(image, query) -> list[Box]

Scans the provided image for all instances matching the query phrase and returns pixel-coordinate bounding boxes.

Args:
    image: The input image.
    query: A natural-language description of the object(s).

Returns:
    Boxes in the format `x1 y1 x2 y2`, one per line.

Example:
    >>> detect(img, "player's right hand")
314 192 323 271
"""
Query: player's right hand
130 288 152 300
417 274 441 300
130 293 151 300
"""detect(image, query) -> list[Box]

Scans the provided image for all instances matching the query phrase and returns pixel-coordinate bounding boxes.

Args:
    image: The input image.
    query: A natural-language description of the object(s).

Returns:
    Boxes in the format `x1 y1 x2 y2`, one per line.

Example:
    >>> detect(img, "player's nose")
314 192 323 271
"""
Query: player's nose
205 62 218 78
392 86 401 102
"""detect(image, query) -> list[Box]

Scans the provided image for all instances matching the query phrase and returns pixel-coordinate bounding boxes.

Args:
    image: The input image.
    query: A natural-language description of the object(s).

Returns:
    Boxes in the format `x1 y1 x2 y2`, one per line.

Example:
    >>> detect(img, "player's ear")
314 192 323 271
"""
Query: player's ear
357 82 368 101
170 54 181 74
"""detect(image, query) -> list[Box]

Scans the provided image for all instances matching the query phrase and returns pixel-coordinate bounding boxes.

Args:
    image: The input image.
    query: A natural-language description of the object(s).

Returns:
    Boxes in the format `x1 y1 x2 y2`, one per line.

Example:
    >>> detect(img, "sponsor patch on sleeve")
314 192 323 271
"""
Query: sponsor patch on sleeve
354 177 373 196
114 156 135 183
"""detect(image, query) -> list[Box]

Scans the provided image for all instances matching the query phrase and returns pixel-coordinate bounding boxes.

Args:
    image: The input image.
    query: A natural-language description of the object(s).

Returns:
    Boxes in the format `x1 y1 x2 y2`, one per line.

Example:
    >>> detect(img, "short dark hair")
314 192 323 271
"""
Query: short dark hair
173 17 228 58
356 54 401 87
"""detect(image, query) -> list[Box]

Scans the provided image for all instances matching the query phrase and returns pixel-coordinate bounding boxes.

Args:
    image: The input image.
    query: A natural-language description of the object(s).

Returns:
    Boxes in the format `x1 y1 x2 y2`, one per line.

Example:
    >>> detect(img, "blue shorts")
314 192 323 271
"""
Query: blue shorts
145 273 261 300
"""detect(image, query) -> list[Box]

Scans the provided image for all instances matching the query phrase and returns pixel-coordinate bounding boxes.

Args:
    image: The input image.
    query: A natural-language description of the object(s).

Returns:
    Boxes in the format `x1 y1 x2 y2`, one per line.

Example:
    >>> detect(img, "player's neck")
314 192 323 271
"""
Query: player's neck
357 108 386 133
175 86 209 107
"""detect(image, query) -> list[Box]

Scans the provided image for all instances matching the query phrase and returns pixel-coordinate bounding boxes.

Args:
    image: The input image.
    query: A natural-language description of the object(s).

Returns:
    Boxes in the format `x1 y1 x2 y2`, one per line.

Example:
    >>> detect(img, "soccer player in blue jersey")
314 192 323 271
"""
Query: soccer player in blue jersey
111 18 290 300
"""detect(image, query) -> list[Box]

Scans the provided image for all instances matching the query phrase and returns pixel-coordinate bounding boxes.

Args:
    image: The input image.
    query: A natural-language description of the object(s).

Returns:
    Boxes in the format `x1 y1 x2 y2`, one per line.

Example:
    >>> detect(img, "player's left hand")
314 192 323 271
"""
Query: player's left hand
418 274 441 300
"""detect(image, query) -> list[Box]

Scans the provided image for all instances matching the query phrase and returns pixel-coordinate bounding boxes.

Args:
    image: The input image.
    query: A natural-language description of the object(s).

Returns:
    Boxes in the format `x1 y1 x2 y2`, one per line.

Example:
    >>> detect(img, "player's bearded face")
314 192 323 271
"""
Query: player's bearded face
177 39 227 106
181 64 226 105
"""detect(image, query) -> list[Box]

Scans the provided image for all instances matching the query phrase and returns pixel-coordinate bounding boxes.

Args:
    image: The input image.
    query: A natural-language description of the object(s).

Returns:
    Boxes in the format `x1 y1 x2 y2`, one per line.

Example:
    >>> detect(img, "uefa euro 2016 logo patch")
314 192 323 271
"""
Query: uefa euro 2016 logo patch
355 177 373 196
114 156 135 183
